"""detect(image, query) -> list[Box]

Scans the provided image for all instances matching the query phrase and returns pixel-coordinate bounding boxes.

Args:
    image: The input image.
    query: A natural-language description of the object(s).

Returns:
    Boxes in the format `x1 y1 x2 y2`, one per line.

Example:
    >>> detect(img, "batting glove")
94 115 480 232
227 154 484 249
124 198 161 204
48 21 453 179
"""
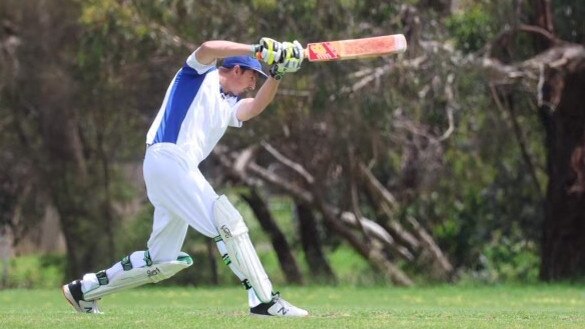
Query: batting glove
269 40 304 80
281 40 304 63
269 60 302 80
253 37 284 65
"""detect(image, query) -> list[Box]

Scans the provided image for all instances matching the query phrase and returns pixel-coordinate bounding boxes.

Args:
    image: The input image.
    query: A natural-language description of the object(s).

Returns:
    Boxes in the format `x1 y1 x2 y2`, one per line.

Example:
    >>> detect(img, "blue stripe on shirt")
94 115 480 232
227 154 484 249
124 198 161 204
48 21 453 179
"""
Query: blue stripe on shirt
153 65 216 144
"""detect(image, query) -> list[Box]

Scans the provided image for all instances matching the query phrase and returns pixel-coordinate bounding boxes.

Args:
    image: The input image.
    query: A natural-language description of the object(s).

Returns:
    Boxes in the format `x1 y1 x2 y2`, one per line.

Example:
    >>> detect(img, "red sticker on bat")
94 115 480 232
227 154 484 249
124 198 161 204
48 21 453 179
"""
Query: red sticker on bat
308 42 340 61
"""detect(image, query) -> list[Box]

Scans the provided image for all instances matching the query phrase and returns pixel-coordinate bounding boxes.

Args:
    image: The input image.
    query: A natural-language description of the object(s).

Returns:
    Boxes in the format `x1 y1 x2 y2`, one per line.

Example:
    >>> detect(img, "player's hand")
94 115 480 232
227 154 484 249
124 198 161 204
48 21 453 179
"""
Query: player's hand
281 40 304 63
269 40 303 80
253 37 284 65
269 60 303 80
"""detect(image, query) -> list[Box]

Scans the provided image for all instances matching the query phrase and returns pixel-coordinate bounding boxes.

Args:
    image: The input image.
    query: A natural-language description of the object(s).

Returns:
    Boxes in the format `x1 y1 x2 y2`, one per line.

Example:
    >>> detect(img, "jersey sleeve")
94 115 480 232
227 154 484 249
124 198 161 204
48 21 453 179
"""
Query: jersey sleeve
228 99 244 128
186 49 217 75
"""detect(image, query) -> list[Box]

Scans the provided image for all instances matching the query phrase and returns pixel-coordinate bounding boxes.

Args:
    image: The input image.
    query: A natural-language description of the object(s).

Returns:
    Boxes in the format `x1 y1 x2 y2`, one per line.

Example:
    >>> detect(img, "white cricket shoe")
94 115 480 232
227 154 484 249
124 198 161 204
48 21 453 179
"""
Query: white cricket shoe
62 280 103 314
250 293 308 317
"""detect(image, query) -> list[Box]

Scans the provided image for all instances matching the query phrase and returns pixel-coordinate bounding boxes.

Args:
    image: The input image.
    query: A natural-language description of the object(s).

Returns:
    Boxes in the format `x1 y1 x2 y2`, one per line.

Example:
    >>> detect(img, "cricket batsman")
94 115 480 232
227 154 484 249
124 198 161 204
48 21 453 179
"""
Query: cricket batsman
62 37 308 317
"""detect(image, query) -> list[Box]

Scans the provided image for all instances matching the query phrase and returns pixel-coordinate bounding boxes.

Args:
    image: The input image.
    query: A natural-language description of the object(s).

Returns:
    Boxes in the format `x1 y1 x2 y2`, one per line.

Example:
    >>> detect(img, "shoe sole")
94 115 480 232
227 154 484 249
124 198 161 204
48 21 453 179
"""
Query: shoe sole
250 312 309 318
62 284 84 313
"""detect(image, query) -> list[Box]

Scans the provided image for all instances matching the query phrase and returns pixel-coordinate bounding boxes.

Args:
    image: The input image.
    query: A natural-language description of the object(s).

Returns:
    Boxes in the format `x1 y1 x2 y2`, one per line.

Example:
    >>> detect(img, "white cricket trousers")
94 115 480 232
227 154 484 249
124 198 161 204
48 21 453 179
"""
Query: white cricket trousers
143 143 264 306
80 143 264 307
143 143 220 262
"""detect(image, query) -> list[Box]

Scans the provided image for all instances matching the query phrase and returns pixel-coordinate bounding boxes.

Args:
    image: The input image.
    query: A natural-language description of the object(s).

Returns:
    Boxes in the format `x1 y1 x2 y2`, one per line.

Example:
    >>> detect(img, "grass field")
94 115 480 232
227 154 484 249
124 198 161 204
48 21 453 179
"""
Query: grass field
0 285 584 328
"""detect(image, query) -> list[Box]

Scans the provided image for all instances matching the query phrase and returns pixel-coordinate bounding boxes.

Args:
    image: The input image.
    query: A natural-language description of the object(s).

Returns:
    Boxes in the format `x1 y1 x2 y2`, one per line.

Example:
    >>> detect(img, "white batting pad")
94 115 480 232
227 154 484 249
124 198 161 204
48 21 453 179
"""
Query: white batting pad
83 253 193 301
213 195 273 303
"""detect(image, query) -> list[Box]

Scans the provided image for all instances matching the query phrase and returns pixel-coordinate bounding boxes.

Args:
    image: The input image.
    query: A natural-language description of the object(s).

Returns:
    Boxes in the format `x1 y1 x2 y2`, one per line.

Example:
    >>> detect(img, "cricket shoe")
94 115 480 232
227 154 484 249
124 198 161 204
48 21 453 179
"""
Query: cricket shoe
62 280 103 314
250 292 308 317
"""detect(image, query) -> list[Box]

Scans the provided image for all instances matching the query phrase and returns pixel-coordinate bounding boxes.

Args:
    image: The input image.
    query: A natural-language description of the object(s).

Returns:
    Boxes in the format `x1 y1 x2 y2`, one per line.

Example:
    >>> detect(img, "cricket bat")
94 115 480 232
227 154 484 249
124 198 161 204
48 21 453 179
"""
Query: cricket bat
304 34 407 62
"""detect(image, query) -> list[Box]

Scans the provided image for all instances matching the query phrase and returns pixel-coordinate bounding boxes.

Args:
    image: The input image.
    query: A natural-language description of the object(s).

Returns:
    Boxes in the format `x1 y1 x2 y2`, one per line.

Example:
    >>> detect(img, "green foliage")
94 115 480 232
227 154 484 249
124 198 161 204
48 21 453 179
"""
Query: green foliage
479 237 540 283
554 1 585 43
78 0 152 72
326 245 385 285
251 0 278 11
115 204 154 254
446 5 495 53
1 254 65 289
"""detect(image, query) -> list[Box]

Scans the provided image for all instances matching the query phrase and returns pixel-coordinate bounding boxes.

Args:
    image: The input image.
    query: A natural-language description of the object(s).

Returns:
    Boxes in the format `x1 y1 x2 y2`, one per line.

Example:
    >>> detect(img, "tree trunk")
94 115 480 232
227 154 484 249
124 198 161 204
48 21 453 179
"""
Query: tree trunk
529 0 555 50
38 62 115 279
481 0 585 280
240 188 303 284
540 59 585 280
0 227 11 287
294 201 335 282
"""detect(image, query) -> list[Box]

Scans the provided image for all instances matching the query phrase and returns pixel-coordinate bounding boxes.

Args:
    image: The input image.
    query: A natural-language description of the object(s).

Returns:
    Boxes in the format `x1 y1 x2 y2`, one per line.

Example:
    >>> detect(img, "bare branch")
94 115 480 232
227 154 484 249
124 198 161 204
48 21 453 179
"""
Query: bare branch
339 211 414 261
407 217 453 276
359 163 399 209
518 24 562 45
332 54 428 101
261 142 314 184
248 162 315 204
234 146 257 176
436 73 456 142
276 89 312 97
489 84 544 199
436 106 455 142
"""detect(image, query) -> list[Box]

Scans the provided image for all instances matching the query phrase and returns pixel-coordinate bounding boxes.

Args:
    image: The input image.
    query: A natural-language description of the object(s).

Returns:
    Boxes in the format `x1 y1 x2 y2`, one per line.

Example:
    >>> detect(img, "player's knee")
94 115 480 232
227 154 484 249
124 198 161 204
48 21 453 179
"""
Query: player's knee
213 195 248 236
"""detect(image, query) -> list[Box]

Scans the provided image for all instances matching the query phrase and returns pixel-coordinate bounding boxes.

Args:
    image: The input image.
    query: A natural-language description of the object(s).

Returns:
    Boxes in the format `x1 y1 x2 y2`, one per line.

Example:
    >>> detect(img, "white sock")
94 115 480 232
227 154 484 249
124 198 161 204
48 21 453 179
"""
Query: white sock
248 288 262 307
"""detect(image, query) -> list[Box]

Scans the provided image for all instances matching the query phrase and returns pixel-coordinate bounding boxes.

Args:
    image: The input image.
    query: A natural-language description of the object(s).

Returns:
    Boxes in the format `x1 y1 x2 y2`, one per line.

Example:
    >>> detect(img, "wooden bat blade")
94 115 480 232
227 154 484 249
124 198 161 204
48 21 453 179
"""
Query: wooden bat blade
304 34 407 62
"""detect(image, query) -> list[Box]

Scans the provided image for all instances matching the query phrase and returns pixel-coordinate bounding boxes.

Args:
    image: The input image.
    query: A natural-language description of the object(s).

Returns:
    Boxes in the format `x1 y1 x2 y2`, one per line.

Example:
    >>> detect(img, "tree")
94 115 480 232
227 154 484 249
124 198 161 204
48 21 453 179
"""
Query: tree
539 46 585 280
474 0 585 280
0 0 116 278
0 0 165 278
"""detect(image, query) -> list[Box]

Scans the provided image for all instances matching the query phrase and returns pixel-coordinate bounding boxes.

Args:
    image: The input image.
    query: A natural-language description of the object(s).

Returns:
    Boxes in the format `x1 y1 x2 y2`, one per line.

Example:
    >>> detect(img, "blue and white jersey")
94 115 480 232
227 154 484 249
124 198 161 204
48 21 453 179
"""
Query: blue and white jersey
146 51 243 164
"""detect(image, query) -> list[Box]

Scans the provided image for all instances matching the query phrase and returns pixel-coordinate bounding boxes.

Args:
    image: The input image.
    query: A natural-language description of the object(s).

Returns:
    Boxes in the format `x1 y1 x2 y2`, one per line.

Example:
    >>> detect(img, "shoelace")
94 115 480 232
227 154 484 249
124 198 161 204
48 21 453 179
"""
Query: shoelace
271 292 293 309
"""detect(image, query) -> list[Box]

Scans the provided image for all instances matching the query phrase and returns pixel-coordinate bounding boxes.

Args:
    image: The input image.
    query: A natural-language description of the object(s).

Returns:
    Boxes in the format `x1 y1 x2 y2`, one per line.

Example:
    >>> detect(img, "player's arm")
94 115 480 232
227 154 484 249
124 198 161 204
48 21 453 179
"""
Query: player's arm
195 41 253 65
236 78 280 122
236 41 305 122
195 38 285 65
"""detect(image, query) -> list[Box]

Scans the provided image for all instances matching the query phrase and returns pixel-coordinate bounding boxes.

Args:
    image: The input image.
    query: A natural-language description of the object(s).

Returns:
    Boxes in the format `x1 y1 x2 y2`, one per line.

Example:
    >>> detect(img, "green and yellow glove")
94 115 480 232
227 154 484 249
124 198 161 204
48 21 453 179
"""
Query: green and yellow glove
253 37 284 65
269 40 304 80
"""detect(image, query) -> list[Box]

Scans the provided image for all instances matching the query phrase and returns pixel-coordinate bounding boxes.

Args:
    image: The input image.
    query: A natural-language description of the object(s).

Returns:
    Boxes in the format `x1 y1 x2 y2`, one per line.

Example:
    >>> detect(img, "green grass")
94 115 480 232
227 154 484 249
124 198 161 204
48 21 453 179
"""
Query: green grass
0 285 584 328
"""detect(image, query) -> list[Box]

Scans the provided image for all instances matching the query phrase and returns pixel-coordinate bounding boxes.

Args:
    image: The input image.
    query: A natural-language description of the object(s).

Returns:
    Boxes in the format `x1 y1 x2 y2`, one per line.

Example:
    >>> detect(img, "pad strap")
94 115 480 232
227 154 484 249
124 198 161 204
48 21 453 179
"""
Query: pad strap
241 279 253 290
221 253 232 266
144 250 153 266
121 255 133 271
96 270 109 286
